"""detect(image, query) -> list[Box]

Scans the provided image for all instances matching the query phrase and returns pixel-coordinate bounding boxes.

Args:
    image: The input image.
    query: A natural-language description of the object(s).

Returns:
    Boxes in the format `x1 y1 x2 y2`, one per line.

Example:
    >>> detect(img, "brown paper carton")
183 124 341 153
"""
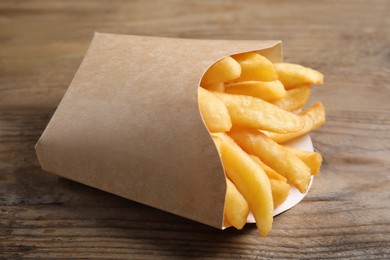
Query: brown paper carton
35 33 282 228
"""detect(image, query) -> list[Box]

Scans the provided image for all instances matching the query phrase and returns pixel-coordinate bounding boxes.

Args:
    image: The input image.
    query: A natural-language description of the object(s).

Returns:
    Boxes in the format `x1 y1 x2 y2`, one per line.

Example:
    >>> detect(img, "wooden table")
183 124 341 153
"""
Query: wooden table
1 1 389 258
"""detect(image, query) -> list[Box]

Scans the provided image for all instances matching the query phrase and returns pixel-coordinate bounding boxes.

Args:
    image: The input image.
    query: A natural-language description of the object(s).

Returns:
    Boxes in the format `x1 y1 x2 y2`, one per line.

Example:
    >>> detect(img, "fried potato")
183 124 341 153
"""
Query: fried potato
302 102 326 131
213 133 273 236
228 128 311 193
250 155 287 182
224 178 250 230
201 57 241 87
224 80 286 101
198 88 232 133
205 82 225 92
251 153 293 208
223 217 232 228
283 146 323 175
264 102 326 143
200 52 326 236
274 63 324 89
263 117 312 143
214 92 304 134
270 179 291 208
214 134 256 229
272 85 311 111
232 52 278 82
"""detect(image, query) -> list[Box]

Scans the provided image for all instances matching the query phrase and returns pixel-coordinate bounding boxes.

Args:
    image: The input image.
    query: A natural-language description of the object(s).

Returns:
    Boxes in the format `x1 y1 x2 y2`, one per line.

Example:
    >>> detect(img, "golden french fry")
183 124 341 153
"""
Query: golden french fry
302 102 326 131
224 178 250 230
232 52 278 82
263 117 312 143
270 179 290 208
213 133 273 236
202 53 326 236
250 155 290 207
272 86 311 111
205 82 225 92
283 146 323 175
198 88 232 133
224 80 286 101
223 217 232 228
214 92 304 134
200 57 241 87
228 128 311 193
274 63 324 89
264 102 326 143
250 155 287 182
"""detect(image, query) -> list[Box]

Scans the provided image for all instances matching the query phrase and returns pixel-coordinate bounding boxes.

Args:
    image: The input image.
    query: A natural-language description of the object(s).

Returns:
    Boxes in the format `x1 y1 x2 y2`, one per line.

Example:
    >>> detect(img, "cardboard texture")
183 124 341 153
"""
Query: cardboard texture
36 33 289 228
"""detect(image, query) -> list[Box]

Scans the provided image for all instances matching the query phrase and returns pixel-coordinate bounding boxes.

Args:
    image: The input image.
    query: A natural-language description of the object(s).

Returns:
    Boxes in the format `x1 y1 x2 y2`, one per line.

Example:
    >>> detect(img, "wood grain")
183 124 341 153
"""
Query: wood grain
1 0 389 259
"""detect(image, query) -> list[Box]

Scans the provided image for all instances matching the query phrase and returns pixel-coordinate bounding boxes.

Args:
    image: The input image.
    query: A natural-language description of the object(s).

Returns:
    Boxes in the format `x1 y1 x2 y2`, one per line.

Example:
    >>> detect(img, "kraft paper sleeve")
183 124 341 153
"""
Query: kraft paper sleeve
35 33 282 228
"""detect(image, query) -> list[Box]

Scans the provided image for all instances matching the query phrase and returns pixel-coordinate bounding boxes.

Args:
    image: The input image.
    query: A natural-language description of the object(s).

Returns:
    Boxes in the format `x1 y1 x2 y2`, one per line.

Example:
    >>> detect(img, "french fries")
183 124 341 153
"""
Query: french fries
200 56 241 87
214 92 305 134
214 133 273 236
198 51 325 236
302 102 326 131
272 85 311 111
283 146 323 175
270 179 291 208
229 128 311 193
264 102 326 143
225 80 286 101
251 155 291 208
206 82 225 92
232 52 278 82
274 63 324 89
224 178 250 230
250 155 287 182
198 88 232 133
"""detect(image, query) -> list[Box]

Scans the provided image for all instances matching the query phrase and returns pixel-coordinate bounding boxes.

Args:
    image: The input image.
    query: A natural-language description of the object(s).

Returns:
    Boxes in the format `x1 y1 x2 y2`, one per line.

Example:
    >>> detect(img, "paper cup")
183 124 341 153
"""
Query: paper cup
36 33 312 229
